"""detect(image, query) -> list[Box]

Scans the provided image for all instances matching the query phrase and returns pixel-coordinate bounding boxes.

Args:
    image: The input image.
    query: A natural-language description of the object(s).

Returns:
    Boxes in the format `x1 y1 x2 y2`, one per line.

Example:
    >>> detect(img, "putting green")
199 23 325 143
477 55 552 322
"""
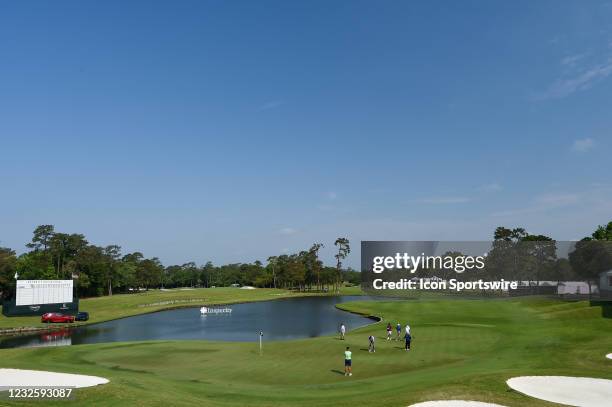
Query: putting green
0 297 610 406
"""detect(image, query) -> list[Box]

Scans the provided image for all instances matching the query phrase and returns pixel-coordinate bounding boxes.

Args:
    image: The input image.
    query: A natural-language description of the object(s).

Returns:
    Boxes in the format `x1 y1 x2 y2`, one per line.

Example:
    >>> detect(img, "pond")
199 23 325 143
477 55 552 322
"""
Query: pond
0 296 378 349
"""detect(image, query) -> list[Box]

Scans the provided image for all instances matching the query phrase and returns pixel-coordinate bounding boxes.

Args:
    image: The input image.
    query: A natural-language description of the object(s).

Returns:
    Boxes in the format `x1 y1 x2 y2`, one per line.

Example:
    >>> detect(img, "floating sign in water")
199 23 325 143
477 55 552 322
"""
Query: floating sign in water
200 306 232 315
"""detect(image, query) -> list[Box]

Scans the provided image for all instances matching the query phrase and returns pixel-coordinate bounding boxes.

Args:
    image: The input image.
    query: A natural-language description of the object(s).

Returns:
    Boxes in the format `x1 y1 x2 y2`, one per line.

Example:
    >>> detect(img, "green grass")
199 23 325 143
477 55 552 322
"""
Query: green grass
0 286 362 330
0 296 611 406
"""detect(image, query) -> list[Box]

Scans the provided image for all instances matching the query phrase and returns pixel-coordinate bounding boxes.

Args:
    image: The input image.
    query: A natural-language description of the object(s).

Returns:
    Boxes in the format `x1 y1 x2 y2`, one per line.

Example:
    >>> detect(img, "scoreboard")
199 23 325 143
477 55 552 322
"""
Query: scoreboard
16 280 74 306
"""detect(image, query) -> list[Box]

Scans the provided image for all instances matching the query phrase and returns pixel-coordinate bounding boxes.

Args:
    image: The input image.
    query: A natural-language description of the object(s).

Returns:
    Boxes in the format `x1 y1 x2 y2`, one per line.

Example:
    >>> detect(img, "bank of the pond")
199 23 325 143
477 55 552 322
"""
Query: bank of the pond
0 286 363 337
0 295 377 348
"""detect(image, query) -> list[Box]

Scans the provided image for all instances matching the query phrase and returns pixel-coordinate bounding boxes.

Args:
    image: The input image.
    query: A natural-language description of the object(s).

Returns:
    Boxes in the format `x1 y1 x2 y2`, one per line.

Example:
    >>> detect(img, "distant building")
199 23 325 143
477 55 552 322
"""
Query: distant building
557 281 597 296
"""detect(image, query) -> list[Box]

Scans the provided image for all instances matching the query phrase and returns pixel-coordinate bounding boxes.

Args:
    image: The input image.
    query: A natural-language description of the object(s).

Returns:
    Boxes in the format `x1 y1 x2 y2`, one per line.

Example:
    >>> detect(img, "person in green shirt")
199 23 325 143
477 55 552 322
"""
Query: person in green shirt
344 346 352 376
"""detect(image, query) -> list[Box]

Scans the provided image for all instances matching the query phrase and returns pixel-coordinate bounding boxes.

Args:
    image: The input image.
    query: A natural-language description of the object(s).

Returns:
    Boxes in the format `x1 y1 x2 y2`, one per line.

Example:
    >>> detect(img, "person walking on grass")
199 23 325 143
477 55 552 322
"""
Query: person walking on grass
344 346 352 376
404 323 412 351
368 335 376 352
386 323 392 340
395 322 402 340
340 323 346 340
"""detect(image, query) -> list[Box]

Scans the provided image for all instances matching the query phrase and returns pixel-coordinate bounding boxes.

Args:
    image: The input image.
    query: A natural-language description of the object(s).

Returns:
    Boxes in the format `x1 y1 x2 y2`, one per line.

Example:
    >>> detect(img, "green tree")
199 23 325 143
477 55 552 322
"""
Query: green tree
182 262 199 287
200 261 215 287
267 256 278 288
493 227 527 242
0 247 17 299
569 220 612 296
103 245 122 296
137 258 164 290
26 225 55 252
287 254 306 290
589 221 612 241
569 240 612 296
74 245 108 296
308 243 324 290
48 233 87 278
334 237 350 292
120 252 144 291
519 235 556 288
15 252 54 280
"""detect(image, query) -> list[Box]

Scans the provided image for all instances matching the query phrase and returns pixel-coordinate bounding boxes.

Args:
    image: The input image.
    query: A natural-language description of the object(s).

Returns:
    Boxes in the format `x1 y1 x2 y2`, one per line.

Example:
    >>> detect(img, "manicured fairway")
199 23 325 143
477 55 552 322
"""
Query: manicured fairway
0 297 610 406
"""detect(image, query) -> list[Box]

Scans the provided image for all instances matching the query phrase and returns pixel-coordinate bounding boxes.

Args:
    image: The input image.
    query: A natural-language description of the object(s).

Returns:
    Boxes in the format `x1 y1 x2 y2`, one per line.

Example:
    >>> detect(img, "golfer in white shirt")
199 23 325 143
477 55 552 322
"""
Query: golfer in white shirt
404 323 412 351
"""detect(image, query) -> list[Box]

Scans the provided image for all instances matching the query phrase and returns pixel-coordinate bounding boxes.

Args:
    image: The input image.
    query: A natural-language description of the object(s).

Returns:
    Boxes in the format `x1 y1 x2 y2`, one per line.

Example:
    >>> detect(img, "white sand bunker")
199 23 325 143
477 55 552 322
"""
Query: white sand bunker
0 369 108 389
507 376 612 407
409 401 507 407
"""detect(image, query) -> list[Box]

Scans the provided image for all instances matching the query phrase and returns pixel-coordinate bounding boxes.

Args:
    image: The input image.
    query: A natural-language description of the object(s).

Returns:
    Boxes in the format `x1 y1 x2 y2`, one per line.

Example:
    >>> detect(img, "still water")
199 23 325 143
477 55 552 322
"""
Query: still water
0 296 377 349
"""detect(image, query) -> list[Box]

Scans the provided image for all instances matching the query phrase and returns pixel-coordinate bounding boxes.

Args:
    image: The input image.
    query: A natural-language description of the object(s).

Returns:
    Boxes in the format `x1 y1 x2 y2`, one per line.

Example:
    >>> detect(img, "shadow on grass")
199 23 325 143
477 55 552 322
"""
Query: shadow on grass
330 369 345 375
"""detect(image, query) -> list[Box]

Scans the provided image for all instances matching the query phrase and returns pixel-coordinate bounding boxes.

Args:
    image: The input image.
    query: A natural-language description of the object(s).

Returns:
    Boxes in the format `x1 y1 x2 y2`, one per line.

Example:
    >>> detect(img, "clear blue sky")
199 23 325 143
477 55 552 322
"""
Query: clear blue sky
1 1 611 268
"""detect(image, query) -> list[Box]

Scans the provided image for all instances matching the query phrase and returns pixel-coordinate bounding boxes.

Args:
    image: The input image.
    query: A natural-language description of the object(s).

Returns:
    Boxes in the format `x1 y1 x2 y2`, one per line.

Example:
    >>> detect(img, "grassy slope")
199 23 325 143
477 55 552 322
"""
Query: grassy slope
0 297 610 407
0 286 362 330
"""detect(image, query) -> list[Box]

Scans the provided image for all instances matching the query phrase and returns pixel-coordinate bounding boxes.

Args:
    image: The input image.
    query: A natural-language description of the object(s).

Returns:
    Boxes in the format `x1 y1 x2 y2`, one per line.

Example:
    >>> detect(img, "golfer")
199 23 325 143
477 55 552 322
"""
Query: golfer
386 323 392 340
404 323 412 351
340 323 346 340
344 346 352 376
368 335 376 353
395 322 402 340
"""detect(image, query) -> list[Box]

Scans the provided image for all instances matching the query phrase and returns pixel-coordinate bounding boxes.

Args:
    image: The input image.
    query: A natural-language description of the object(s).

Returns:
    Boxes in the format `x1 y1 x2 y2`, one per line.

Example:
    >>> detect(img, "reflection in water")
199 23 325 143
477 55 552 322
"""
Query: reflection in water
0 296 376 349
7 329 73 348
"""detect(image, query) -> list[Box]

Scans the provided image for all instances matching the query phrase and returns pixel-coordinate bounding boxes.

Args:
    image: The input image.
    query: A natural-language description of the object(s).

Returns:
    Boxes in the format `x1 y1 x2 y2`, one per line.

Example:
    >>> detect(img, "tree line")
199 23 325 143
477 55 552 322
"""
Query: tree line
0 225 358 299
362 221 612 294
485 223 612 290
2 221 610 299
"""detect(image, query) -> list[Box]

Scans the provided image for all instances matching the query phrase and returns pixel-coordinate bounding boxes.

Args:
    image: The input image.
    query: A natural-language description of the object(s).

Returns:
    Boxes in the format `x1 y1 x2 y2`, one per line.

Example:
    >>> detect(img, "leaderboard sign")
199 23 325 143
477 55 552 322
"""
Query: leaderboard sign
16 280 73 306
2 280 78 317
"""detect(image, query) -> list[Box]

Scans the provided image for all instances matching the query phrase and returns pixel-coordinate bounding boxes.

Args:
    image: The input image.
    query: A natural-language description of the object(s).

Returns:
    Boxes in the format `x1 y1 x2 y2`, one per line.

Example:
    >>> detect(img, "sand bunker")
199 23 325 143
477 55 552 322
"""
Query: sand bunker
0 368 108 389
507 376 612 407
409 402 507 407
